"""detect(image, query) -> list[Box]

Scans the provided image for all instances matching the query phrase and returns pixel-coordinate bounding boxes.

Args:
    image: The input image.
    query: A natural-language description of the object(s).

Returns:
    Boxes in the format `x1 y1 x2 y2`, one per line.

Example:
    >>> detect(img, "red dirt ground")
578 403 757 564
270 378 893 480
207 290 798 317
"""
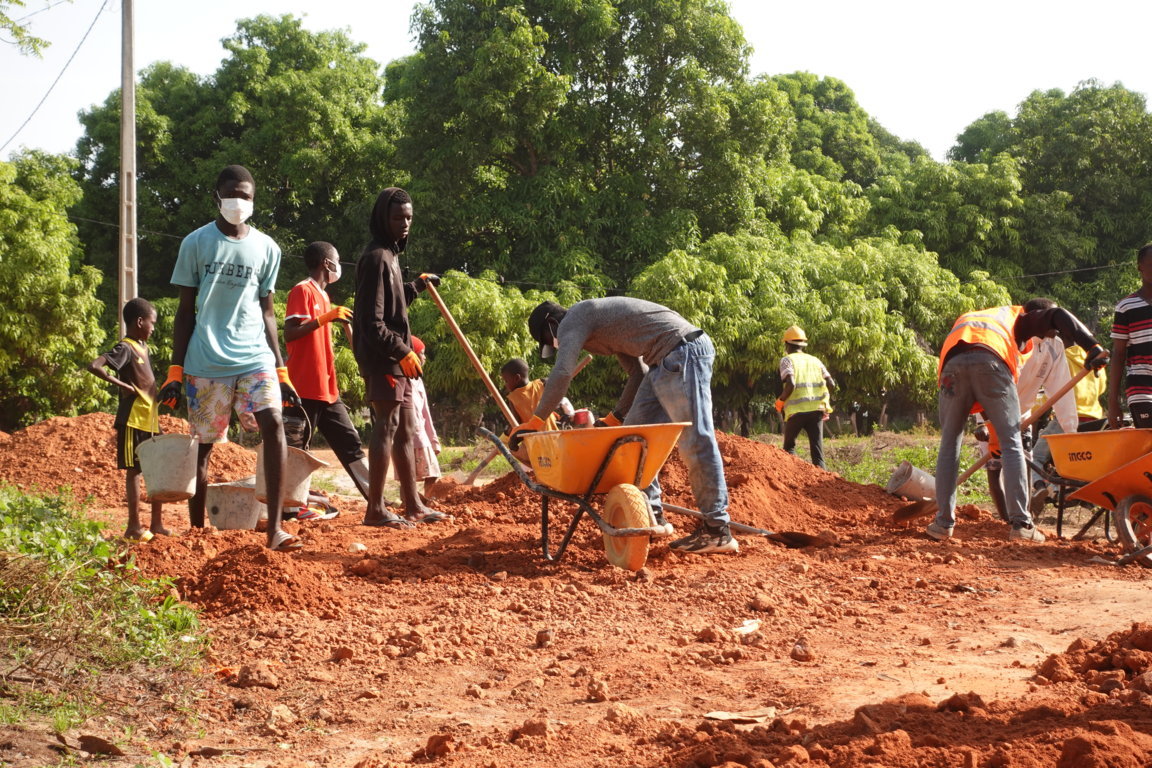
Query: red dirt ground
4 418 1152 767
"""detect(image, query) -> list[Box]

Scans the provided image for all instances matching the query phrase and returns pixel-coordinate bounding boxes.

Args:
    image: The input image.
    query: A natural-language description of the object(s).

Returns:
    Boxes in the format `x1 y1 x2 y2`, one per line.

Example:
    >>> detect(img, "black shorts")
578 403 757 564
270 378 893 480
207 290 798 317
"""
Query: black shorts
365 373 414 406
116 425 159 470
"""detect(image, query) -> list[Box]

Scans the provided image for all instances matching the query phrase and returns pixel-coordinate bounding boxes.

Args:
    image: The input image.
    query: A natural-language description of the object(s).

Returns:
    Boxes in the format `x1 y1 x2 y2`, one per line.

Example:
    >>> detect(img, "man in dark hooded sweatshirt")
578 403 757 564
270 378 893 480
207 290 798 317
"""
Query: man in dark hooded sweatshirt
353 188 447 528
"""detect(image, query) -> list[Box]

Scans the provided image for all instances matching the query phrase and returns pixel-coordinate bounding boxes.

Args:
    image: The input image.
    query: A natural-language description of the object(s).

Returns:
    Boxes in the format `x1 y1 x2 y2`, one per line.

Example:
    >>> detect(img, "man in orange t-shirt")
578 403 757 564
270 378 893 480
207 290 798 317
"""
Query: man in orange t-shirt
284 241 370 499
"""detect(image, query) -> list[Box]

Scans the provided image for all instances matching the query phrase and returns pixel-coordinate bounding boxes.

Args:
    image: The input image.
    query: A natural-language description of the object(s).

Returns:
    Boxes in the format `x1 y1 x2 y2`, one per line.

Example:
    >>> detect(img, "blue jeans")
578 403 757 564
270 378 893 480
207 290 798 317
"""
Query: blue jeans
625 333 730 528
935 349 1029 528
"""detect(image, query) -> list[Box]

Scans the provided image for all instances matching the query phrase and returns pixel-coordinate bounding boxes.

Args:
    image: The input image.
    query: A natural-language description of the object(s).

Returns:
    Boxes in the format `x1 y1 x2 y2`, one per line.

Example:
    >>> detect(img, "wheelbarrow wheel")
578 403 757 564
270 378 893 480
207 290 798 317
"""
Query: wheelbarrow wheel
1112 494 1152 568
603 484 651 572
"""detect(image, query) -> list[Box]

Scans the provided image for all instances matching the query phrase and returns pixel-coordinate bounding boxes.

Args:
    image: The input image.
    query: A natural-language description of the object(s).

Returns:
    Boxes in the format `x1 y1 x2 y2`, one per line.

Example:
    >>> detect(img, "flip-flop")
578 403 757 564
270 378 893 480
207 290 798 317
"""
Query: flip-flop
362 515 414 530
124 530 154 543
269 530 304 552
404 510 453 525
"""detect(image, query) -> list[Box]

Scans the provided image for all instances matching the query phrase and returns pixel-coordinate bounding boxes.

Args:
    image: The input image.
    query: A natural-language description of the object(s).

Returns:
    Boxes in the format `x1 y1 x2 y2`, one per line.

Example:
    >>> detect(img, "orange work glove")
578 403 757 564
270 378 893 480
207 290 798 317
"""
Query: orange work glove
774 398 786 413
277 367 302 408
159 365 184 409
508 415 546 451
317 306 352 326
594 412 622 427
399 351 423 378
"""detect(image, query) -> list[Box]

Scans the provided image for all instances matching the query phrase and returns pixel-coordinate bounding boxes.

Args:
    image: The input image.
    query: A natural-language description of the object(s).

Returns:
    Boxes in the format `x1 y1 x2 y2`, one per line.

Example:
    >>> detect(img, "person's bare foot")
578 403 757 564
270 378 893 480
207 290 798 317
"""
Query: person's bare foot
150 527 174 537
124 528 153 542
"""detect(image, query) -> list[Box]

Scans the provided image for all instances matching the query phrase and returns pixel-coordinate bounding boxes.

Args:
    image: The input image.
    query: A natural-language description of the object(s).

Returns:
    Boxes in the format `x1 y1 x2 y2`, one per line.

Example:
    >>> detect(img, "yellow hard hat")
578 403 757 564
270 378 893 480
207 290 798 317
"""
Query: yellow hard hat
782 325 807 346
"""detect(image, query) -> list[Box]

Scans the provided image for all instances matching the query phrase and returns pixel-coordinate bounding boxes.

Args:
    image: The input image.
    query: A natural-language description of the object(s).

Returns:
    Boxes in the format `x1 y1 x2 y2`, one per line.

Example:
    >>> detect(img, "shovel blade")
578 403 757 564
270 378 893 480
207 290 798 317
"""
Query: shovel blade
892 499 938 525
766 531 821 548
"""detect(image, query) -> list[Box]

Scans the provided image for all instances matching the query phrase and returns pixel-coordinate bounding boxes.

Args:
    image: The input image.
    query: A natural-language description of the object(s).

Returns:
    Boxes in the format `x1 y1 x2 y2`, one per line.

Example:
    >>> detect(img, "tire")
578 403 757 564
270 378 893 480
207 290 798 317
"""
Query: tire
602 484 651 572
1112 494 1152 568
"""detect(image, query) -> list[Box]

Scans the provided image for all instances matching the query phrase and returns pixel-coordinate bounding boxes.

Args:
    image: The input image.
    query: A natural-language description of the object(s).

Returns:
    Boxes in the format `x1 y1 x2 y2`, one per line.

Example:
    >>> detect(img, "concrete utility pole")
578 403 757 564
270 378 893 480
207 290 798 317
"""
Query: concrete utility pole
118 0 137 335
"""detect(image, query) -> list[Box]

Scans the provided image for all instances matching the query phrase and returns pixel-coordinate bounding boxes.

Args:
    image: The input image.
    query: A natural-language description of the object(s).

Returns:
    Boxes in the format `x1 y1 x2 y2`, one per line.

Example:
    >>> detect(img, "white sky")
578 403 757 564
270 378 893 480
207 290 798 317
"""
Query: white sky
3 0 1151 162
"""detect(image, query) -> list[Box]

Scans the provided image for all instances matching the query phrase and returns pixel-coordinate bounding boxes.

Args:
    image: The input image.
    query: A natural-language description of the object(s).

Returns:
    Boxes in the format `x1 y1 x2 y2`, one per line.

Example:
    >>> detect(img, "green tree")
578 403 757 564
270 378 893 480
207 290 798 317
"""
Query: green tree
388 0 792 287
864 154 1025 278
74 15 403 309
630 230 1008 432
770 72 924 188
0 151 106 429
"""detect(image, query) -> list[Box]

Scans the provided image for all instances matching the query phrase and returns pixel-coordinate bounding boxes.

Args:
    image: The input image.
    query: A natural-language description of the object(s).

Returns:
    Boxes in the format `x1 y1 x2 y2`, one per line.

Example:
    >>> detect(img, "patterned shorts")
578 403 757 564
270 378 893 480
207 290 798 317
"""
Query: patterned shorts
186 370 279 444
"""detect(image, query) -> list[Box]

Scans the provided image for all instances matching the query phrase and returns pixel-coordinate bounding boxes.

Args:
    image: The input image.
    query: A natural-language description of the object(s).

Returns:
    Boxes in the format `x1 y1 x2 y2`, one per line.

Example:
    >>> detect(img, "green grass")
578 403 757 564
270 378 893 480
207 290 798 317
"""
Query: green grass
776 431 996 509
0 487 206 729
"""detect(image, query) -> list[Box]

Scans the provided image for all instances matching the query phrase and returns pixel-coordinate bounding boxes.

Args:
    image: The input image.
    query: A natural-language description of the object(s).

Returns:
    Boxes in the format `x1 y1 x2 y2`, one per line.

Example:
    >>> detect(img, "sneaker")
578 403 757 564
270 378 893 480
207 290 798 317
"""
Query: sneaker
669 524 739 555
925 521 953 541
1009 523 1045 542
652 510 675 537
1027 486 1049 518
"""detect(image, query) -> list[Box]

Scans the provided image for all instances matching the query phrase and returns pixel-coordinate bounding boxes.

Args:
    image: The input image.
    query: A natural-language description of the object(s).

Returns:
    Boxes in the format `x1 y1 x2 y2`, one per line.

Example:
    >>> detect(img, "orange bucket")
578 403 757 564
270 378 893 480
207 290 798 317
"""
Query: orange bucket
1043 429 1152 483
521 422 689 495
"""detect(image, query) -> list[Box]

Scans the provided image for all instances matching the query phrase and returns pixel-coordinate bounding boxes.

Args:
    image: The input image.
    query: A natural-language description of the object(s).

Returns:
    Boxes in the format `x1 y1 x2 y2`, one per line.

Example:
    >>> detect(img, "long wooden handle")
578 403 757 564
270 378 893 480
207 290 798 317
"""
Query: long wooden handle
955 364 1093 486
424 283 520 429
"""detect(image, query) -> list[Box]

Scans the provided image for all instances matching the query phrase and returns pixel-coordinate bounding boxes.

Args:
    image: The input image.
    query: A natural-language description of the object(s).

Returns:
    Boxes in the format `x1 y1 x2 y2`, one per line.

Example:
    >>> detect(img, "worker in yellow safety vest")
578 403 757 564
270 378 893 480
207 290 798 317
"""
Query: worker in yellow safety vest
775 326 836 469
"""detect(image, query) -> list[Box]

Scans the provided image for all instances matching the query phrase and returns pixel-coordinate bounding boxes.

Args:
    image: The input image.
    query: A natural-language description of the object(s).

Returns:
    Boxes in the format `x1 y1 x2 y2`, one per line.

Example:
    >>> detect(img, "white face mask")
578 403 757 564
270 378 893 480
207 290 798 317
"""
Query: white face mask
326 259 342 283
218 196 253 226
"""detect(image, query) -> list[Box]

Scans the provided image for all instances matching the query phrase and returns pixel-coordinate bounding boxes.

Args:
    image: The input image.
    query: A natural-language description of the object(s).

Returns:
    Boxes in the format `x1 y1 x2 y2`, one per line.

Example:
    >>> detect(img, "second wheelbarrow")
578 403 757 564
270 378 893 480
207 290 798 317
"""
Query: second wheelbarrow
1050 429 1152 566
479 422 689 571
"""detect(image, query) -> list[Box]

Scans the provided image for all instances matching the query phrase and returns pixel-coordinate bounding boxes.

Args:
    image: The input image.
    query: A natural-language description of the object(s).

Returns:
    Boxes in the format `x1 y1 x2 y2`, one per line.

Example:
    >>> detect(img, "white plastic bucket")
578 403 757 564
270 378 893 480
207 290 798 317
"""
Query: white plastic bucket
206 481 265 530
254 444 329 506
885 459 937 500
137 434 199 502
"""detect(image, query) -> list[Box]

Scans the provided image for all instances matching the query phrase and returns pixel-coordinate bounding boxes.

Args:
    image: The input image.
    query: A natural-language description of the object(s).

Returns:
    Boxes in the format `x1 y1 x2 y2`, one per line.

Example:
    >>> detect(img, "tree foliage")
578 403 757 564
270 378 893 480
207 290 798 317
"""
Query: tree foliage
388 0 792 287
1 0 53 57
0 151 106 429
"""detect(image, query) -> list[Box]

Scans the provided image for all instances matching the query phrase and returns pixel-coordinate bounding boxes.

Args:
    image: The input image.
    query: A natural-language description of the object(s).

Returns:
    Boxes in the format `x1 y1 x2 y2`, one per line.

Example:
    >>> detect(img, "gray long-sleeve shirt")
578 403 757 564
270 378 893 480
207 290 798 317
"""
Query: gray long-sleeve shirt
533 297 701 420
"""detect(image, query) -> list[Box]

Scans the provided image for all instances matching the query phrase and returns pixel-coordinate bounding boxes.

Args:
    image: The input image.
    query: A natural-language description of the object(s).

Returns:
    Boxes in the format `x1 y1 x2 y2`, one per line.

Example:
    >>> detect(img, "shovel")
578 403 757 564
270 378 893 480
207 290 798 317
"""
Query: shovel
891 365 1093 525
663 503 821 548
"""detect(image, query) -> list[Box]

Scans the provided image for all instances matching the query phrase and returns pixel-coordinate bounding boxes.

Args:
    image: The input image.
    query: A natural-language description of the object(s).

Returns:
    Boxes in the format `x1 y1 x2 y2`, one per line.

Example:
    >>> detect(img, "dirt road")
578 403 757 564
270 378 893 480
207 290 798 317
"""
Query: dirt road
5 415 1152 767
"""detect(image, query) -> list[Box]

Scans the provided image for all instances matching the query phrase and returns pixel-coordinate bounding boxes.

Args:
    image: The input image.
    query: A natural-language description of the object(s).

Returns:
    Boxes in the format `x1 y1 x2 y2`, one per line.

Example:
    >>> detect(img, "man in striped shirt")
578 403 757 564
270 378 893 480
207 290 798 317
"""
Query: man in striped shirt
1109 243 1152 429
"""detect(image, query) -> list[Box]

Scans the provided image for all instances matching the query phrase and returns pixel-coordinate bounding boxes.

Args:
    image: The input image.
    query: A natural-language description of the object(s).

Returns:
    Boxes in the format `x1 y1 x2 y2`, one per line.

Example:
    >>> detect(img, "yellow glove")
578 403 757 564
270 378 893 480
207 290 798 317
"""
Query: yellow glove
318 306 352 325
509 415 546 450
774 398 786 413
399 351 423 378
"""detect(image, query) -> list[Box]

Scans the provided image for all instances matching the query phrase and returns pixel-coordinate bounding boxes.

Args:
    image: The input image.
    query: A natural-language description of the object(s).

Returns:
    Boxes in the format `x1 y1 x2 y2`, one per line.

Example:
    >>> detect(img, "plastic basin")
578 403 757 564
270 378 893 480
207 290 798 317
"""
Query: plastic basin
522 422 689 495
255 444 329 506
1043 429 1152 483
137 433 198 502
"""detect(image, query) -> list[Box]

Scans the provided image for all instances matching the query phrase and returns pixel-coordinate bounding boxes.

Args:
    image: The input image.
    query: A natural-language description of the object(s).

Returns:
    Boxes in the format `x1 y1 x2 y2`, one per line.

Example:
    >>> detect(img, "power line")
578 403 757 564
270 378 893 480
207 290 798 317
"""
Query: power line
15 0 74 22
0 0 110 155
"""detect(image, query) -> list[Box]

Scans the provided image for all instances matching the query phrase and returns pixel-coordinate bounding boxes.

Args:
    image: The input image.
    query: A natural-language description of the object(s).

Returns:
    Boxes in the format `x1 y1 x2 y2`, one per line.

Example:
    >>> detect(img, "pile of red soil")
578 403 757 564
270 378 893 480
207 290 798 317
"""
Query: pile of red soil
0 412 256 506
662 432 901 534
1039 622 1152 690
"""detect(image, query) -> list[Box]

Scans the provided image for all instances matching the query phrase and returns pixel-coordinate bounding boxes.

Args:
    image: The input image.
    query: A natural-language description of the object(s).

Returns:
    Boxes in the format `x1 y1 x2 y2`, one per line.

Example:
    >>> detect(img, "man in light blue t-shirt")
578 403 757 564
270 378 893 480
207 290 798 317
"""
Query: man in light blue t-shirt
159 165 303 552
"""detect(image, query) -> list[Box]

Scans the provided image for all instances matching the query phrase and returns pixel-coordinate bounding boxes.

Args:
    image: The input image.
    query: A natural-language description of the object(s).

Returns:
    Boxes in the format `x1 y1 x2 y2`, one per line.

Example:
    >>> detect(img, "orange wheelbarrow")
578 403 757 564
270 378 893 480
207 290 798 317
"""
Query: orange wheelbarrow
479 422 689 571
1045 429 1152 566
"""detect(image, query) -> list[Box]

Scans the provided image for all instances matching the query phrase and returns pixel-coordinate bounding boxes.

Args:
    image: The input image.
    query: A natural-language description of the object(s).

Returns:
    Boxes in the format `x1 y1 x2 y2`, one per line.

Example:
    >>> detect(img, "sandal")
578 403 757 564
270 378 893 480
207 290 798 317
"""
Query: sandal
363 513 414 530
404 509 453 525
124 530 154 543
269 530 304 552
